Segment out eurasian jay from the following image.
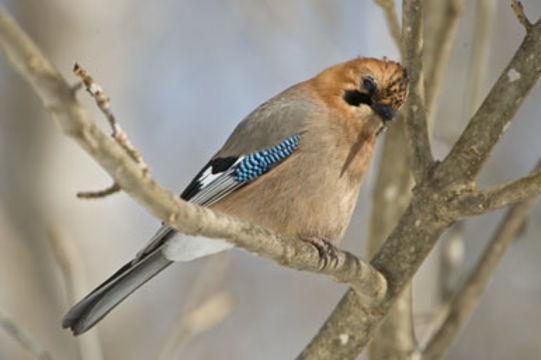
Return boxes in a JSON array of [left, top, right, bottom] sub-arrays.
[[63, 57, 408, 335]]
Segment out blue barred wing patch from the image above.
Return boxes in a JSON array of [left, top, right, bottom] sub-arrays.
[[181, 135, 301, 207], [235, 135, 300, 182]]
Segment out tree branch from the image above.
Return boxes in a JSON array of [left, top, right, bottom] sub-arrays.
[[401, 0, 434, 183], [0, 8, 386, 306], [420, 177, 539, 359], [436, 17, 541, 188], [511, 0, 533, 32], [2, 5, 540, 360], [298, 8, 541, 360], [449, 166, 541, 217]]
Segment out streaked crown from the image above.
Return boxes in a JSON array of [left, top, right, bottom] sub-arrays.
[[313, 57, 408, 121]]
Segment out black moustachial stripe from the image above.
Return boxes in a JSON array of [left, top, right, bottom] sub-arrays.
[[343, 90, 372, 107]]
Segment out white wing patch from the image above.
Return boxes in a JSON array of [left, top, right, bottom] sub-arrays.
[[163, 232, 233, 262], [153, 135, 301, 263]]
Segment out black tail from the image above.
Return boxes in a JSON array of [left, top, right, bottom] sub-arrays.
[[62, 249, 172, 335]]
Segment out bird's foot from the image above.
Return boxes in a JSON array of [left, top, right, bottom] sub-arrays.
[[303, 237, 339, 270]]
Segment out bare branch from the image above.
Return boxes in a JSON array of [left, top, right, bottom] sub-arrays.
[[401, 0, 434, 183], [73, 63, 149, 198], [420, 184, 539, 359], [424, 0, 464, 118], [76, 182, 120, 199], [2, 5, 540, 360], [73, 63, 148, 169], [374, 0, 401, 50], [511, 0, 532, 32], [48, 226, 104, 360], [450, 166, 541, 218], [298, 194, 453, 360], [299, 12, 541, 360], [0, 307, 52, 360], [436, 17, 541, 188], [0, 8, 386, 306]]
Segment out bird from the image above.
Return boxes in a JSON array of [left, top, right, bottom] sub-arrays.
[[62, 57, 408, 335]]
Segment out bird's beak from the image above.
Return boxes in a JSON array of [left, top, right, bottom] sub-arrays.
[[371, 102, 396, 121]]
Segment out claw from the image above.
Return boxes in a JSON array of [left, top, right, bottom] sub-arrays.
[[303, 237, 339, 270]]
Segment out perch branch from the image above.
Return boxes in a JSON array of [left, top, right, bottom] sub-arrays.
[[2, 5, 541, 360], [0, 8, 386, 305]]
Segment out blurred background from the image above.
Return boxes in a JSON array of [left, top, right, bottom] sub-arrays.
[[0, 0, 540, 359]]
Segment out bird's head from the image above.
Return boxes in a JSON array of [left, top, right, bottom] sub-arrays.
[[312, 57, 409, 123]]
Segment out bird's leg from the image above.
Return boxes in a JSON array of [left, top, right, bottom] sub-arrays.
[[302, 237, 339, 270]]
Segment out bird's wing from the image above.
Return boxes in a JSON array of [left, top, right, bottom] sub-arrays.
[[181, 134, 301, 206], [62, 90, 319, 335], [136, 133, 302, 260], [137, 90, 320, 259]]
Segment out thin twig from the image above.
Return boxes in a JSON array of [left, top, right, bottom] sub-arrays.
[[450, 168, 541, 218], [76, 182, 120, 199], [420, 162, 541, 359], [374, 0, 401, 51], [0, 307, 52, 360], [48, 225, 104, 360], [73, 63, 147, 168], [73, 63, 149, 198], [0, 8, 387, 306], [511, 0, 532, 32], [401, 0, 434, 183]]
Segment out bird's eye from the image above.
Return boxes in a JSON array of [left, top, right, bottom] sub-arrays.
[[362, 77, 376, 93]]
